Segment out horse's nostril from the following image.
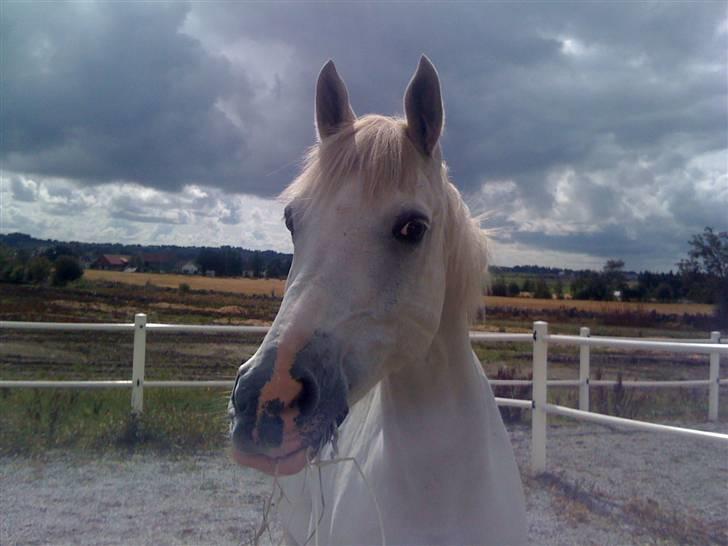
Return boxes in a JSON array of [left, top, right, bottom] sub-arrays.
[[294, 374, 320, 417], [232, 376, 253, 416]]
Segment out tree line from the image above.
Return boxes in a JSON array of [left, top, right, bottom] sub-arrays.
[[0, 245, 83, 286], [1, 228, 724, 318], [195, 247, 292, 278], [490, 228, 727, 320]]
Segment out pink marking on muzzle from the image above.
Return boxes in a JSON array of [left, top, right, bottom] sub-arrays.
[[253, 328, 309, 441]]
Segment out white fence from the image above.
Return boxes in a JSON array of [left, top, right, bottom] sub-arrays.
[[1, 315, 727, 473]]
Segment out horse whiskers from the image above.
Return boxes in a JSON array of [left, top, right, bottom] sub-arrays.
[[245, 463, 282, 546], [303, 420, 340, 461], [300, 453, 327, 546], [246, 442, 385, 546]]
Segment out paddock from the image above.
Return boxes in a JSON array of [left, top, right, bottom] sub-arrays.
[[2, 422, 726, 545], [1, 317, 726, 544]]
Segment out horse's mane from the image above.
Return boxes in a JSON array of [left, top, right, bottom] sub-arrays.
[[282, 114, 488, 322]]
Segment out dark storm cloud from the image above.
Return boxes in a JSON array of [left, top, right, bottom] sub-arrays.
[[1, 2, 253, 192], [2, 2, 726, 269]]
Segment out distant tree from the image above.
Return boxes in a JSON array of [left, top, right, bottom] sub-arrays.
[[280, 256, 293, 278], [130, 254, 144, 270], [0, 244, 14, 278], [197, 249, 223, 275], [52, 255, 83, 286], [491, 277, 508, 297], [265, 257, 293, 279], [554, 279, 564, 299], [521, 279, 533, 293], [603, 259, 627, 297], [533, 279, 552, 299], [571, 271, 610, 301], [27, 256, 52, 283], [43, 245, 76, 261], [266, 258, 284, 279], [220, 247, 243, 277], [196, 248, 242, 277], [250, 252, 264, 278], [507, 281, 521, 297], [677, 227, 728, 319], [679, 227, 728, 279], [14, 248, 30, 266], [655, 282, 673, 302], [0, 245, 28, 283], [604, 259, 625, 272]]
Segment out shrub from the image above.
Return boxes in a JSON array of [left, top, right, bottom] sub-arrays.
[[533, 279, 552, 299], [655, 282, 673, 302], [52, 255, 83, 286], [179, 282, 191, 294], [27, 256, 52, 283], [491, 278, 508, 297]]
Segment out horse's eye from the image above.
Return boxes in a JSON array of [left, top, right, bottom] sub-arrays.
[[284, 206, 294, 236], [393, 217, 428, 244]]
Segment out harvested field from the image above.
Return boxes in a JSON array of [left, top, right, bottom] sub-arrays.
[[484, 295, 713, 316], [83, 270, 714, 317], [84, 270, 286, 297]]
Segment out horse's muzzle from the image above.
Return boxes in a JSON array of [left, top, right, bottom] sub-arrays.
[[229, 332, 349, 475]]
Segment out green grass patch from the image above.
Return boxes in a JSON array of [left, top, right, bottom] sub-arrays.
[[0, 387, 230, 456]]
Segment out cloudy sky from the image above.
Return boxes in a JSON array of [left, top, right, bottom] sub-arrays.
[[1, 2, 726, 271]]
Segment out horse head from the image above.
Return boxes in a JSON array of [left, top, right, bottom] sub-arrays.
[[229, 56, 487, 475]]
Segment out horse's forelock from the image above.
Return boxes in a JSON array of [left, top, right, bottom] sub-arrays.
[[282, 115, 421, 202]]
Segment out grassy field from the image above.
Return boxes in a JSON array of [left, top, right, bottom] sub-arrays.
[[0, 277, 724, 455]]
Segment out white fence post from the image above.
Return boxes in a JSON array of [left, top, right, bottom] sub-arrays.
[[708, 331, 720, 421], [132, 313, 147, 415], [579, 327, 590, 412], [531, 321, 548, 474]]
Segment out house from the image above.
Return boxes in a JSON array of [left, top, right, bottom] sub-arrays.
[[139, 252, 177, 273], [91, 254, 130, 271], [180, 262, 199, 275]]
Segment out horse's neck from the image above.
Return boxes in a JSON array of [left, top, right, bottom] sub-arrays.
[[382, 311, 475, 422], [379, 311, 485, 476]]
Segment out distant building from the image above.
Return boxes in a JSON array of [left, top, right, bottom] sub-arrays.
[[180, 262, 199, 275], [139, 252, 176, 273], [91, 255, 130, 271]]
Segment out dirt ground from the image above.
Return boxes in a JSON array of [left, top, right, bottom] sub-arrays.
[[2, 422, 726, 546]]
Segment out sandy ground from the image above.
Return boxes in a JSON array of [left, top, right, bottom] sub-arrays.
[[1, 422, 726, 546]]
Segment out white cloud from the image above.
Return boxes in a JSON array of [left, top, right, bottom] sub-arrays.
[[1, 174, 292, 252]]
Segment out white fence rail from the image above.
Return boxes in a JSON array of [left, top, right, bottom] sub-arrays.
[[1, 315, 726, 472]]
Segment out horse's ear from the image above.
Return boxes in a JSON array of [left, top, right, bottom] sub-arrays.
[[316, 60, 356, 140], [404, 55, 444, 156]]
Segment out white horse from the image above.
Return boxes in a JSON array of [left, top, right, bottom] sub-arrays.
[[230, 56, 528, 545]]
